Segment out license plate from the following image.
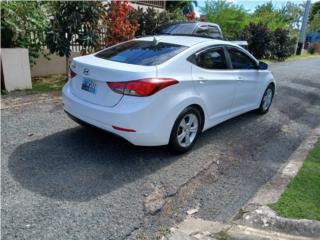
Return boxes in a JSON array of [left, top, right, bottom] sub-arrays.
[[81, 78, 96, 94]]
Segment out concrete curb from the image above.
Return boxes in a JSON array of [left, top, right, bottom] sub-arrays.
[[170, 127, 320, 240], [234, 126, 320, 238]]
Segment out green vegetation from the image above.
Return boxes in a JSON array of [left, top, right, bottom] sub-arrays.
[[270, 140, 320, 221], [287, 53, 320, 60], [308, 1, 320, 32], [1, 1, 48, 64], [155, 227, 171, 240], [30, 74, 66, 93], [46, 1, 105, 75], [1, 74, 65, 96], [201, 0, 248, 40]]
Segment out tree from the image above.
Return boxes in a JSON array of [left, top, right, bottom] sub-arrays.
[[104, 0, 138, 46], [166, 0, 197, 15], [1, 1, 48, 64], [278, 2, 304, 30], [46, 1, 105, 76], [308, 12, 320, 32], [308, 2, 320, 32], [201, 0, 248, 40], [309, 1, 320, 21], [252, 2, 287, 30]]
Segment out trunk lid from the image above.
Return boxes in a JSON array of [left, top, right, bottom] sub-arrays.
[[70, 54, 157, 107]]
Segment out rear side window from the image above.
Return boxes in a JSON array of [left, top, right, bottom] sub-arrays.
[[95, 41, 187, 66], [194, 26, 222, 39], [196, 48, 228, 70], [228, 48, 257, 70]]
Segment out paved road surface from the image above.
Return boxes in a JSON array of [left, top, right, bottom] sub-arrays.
[[2, 58, 320, 239]]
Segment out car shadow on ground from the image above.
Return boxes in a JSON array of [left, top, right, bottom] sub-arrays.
[[7, 111, 261, 202], [7, 78, 320, 203]]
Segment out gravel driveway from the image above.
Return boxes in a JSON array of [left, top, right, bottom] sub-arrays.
[[2, 57, 320, 240]]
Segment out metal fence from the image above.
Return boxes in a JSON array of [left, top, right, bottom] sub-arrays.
[[30, 26, 108, 53], [130, 0, 165, 9]]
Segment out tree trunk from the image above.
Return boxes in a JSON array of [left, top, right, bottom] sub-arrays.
[[66, 56, 69, 80]]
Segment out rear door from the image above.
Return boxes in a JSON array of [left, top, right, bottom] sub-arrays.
[[191, 46, 237, 124], [226, 47, 260, 113]]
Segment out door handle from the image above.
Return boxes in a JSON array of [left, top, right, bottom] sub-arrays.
[[199, 80, 208, 84], [238, 76, 244, 80], [197, 77, 208, 84]]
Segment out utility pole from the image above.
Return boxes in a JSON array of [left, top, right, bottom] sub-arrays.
[[296, 0, 311, 55]]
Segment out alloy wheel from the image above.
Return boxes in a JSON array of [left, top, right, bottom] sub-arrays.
[[176, 113, 199, 147]]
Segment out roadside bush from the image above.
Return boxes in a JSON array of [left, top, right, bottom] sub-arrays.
[[104, 0, 138, 46], [271, 28, 296, 61], [242, 23, 272, 59], [134, 7, 178, 37], [308, 41, 320, 54]]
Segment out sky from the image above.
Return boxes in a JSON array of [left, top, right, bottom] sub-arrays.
[[195, 0, 316, 15]]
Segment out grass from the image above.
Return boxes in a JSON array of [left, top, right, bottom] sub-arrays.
[[155, 227, 171, 240], [287, 53, 320, 60], [260, 53, 320, 63], [29, 74, 66, 93], [1, 74, 66, 96], [270, 140, 320, 221]]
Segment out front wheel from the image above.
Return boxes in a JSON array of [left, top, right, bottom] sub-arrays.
[[258, 84, 275, 114], [169, 107, 202, 153]]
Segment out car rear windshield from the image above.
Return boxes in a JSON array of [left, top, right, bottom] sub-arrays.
[[95, 40, 188, 66]]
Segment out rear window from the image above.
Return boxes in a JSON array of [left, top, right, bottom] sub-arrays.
[[95, 40, 188, 66]]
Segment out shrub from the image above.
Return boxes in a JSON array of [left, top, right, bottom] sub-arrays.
[[185, 11, 196, 21], [104, 0, 138, 46], [271, 28, 296, 61], [134, 7, 174, 37], [308, 41, 320, 54], [242, 23, 272, 59]]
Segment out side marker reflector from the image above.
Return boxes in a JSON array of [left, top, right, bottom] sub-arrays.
[[112, 125, 136, 132]]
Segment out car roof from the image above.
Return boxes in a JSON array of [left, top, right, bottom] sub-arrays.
[[136, 35, 231, 47], [168, 21, 220, 27]]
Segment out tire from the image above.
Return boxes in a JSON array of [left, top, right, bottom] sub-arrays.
[[258, 84, 275, 114], [169, 107, 202, 153]]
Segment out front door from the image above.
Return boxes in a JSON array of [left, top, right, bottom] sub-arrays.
[[226, 47, 261, 113], [191, 47, 237, 125]]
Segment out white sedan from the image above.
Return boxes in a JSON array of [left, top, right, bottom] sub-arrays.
[[63, 36, 275, 153]]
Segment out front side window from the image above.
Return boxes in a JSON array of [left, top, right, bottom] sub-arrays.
[[228, 48, 257, 70], [196, 48, 228, 70], [95, 41, 188, 66]]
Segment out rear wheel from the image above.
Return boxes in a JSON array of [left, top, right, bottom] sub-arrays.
[[169, 107, 202, 153], [258, 84, 274, 114]]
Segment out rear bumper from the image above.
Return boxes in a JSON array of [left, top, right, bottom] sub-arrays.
[[62, 82, 171, 146]]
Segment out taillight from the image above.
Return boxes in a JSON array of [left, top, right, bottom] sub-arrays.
[[107, 78, 178, 97], [68, 67, 77, 78]]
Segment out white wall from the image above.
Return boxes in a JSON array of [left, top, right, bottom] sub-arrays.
[[31, 52, 81, 77]]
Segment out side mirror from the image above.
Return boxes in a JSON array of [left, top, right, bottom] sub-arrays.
[[258, 61, 268, 70]]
